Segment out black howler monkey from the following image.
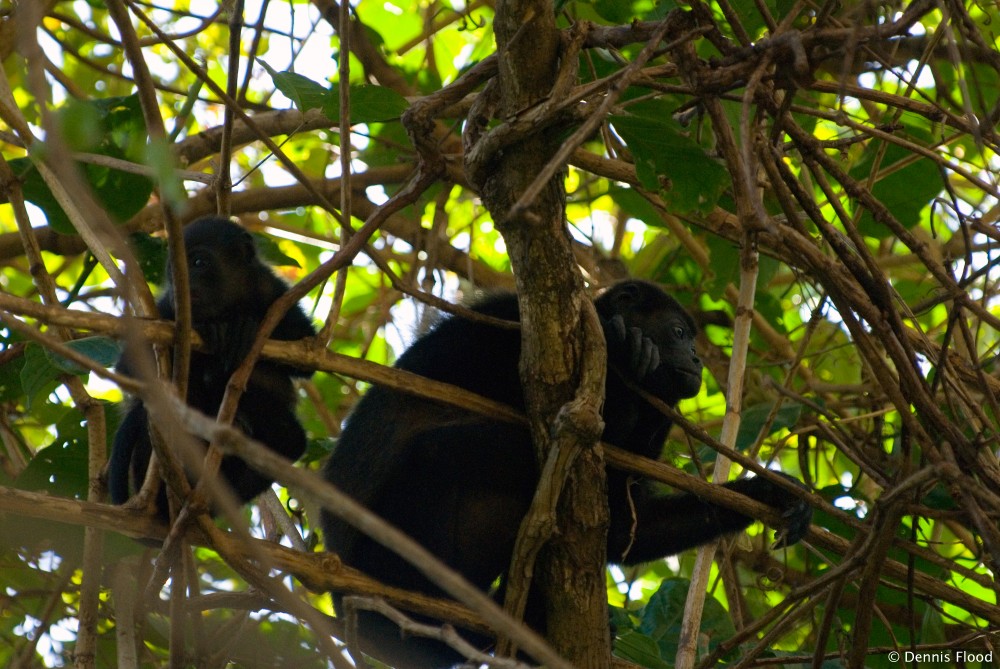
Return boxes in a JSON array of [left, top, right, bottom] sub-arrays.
[[321, 280, 811, 669], [107, 216, 316, 522]]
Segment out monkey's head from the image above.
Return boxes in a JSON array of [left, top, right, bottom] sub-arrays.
[[596, 280, 703, 403], [165, 217, 268, 322]]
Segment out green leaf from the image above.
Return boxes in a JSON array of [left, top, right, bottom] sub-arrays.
[[572, 0, 675, 22], [0, 351, 25, 402], [2, 408, 97, 560], [21, 344, 63, 407], [592, 0, 636, 23], [734, 401, 803, 451], [805, 321, 862, 386], [10, 152, 154, 233], [639, 578, 736, 660], [260, 61, 330, 113], [59, 98, 104, 151], [10, 95, 154, 232], [21, 338, 122, 404], [849, 116, 940, 238], [920, 606, 947, 645], [610, 115, 729, 214], [83, 157, 155, 226], [726, 0, 775, 39], [260, 61, 409, 123], [49, 337, 123, 374], [15, 409, 90, 498], [10, 156, 73, 233], [607, 185, 665, 227], [128, 231, 169, 285], [324, 83, 410, 123], [921, 483, 957, 511], [253, 232, 301, 268], [613, 631, 671, 669], [704, 234, 740, 298], [146, 137, 185, 211]]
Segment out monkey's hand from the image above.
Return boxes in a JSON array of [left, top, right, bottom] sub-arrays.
[[604, 314, 660, 381], [768, 472, 812, 548], [198, 317, 262, 373]]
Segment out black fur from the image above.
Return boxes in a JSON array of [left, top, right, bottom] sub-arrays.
[[107, 216, 316, 521], [320, 280, 810, 669]]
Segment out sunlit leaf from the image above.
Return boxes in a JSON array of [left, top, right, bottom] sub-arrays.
[[610, 115, 729, 214]]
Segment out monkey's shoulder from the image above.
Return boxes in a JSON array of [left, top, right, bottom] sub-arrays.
[[395, 294, 519, 371], [379, 293, 522, 404]]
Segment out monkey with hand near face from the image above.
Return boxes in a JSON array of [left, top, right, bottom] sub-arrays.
[[107, 216, 316, 522], [322, 280, 812, 669]]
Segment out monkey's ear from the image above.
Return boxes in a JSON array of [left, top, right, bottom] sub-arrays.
[[611, 281, 642, 306], [236, 229, 258, 261]]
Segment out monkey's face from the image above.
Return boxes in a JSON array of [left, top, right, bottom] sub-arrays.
[[168, 217, 260, 323], [597, 280, 703, 403], [638, 306, 702, 401], [182, 245, 251, 322]]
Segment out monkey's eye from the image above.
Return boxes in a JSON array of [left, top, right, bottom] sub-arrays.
[[191, 255, 209, 269], [673, 326, 685, 339]]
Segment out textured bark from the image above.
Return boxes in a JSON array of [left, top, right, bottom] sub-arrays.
[[475, 0, 612, 667]]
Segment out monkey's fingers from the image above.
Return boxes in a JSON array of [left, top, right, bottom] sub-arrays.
[[635, 339, 660, 380], [608, 314, 627, 342], [646, 343, 661, 376], [772, 499, 812, 548], [625, 327, 661, 380], [627, 327, 645, 371]]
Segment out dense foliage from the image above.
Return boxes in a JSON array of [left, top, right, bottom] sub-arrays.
[[0, 0, 998, 667]]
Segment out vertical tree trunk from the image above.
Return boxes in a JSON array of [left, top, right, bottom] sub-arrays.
[[476, 1, 612, 667]]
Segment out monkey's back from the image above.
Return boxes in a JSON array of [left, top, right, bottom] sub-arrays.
[[320, 293, 529, 570]]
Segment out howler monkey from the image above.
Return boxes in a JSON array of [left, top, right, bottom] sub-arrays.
[[321, 280, 811, 669], [107, 216, 316, 522]]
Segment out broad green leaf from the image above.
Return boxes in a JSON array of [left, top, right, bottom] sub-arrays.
[[849, 116, 940, 237], [260, 62, 330, 112], [613, 631, 671, 669], [608, 185, 662, 225], [10, 95, 154, 232], [921, 606, 947, 645], [639, 578, 736, 660], [128, 231, 168, 285], [734, 401, 803, 451], [610, 115, 729, 214], [15, 409, 90, 498], [260, 61, 409, 123], [0, 346, 25, 402], [253, 232, 302, 268], [146, 137, 185, 211], [322, 84, 410, 123], [726, 0, 776, 39], [21, 338, 122, 404]]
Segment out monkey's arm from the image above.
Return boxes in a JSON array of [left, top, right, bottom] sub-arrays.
[[219, 391, 308, 502], [609, 476, 812, 565], [195, 304, 314, 378], [107, 402, 152, 505], [272, 302, 315, 342], [269, 305, 316, 378]]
